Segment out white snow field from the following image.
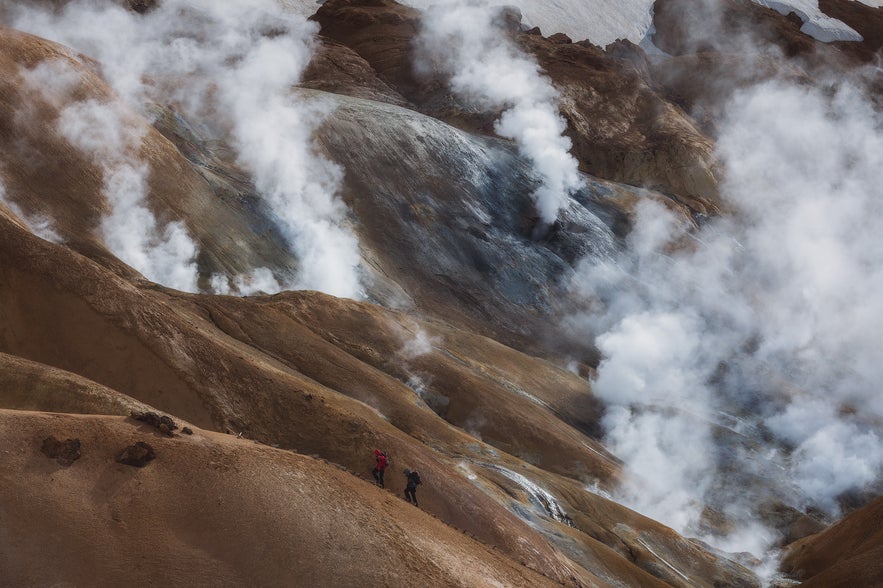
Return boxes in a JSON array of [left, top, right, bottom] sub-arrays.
[[402, 0, 657, 46], [283, 0, 658, 46], [286, 0, 871, 48]]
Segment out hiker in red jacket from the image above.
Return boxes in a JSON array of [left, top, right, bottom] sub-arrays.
[[372, 449, 388, 488]]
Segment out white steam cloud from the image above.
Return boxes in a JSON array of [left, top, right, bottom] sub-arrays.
[[62, 96, 200, 292], [19, 59, 199, 291], [209, 268, 281, 297], [397, 326, 439, 361], [416, 2, 582, 225], [0, 171, 62, 244], [569, 78, 883, 556], [7, 0, 362, 298]]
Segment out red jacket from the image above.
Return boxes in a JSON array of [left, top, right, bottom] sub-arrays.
[[374, 450, 388, 471]]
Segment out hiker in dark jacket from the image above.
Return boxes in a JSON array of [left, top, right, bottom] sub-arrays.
[[404, 468, 421, 507], [372, 449, 388, 488]]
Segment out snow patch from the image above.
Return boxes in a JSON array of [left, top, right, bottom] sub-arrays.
[[752, 0, 863, 42]]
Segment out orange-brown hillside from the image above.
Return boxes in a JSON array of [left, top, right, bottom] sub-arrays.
[[781, 495, 883, 587], [0, 409, 562, 587]]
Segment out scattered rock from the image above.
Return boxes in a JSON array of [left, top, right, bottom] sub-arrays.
[[117, 442, 156, 467], [182, 427, 193, 435], [131, 411, 178, 437], [41, 436, 81, 466]]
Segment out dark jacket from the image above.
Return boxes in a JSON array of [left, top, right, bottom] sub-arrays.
[[406, 471, 421, 489]]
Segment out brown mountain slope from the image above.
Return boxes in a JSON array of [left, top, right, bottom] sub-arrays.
[[1, 19, 634, 358], [0, 409, 563, 588], [0, 201, 758, 586], [311, 0, 721, 213], [0, 214, 588, 584], [652, 0, 882, 67], [648, 0, 880, 140], [781, 495, 883, 587], [0, 352, 157, 416], [0, 25, 299, 285], [820, 0, 883, 62], [0, 4, 772, 585], [653, 0, 820, 58]]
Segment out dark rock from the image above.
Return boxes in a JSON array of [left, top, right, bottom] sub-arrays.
[[182, 427, 193, 435], [498, 6, 523, 33], [41, 436, 81, 466], [127, 0, 157, 14], [131, 411, 178, 436], [548, 33, 572, 45], [605, 39, 652, 83], [117, 442, 156, 467]]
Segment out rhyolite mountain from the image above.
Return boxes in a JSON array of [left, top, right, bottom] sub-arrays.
[[1, 0, 882, 586]]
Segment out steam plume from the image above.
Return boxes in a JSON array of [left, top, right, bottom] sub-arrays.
[[8, 0, 363, 298], [0, 171, 62, 243], [17, 57, 200, 291], [60, 95, 200, 292], [416, 1, 582, 225], [569, 77, 883, 560]]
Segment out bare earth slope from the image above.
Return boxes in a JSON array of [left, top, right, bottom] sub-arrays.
[[781, 495, 883, 587], [0, 200, 759, 587], [0, 409, 561, 588]]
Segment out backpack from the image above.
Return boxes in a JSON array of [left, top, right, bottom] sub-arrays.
[[409, 471, 421, 486]]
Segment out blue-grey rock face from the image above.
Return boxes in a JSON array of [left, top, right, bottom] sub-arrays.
[[156, 87, 635, 347], [310, 90, 627, 342]]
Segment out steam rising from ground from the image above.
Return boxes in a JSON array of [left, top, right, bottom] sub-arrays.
[[0, 172, 61, 244], [570, 78, 883, 557], [16, 58, 199, 291], [8, 0, 362, 297], [63, 96, 200, 292], [416, 2, 582, 225]]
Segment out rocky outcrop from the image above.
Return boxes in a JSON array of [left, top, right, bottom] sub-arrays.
[[116, 440, 156, 467], [40, 436, 81, 466]]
